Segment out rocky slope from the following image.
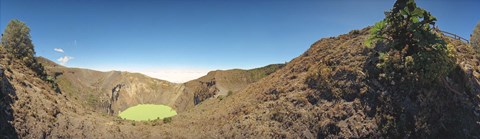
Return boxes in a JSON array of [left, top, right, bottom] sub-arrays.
[[1, 27, 479, 138], [149, 28, 480, 138], [37, 57, 284, 114], [184, 64, 284, 105], [0, 45, 143, 138], [38, 57, 187, 113]]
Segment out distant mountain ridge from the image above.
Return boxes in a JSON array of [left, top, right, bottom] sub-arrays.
[[37, 57, 285, 114], [38, 57, 187, 113], [184, 64, 285, 105]]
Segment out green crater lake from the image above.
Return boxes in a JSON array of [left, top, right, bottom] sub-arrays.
[[118, 104, 177, 121]]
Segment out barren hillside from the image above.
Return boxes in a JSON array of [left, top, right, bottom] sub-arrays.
[[1, 44, 145, 138], [184, 64, 285, 105], [147, 28, 480, 138], [37, 57, 284, 114], [1, 27, 479, 139], [38, 57, 188, 113]]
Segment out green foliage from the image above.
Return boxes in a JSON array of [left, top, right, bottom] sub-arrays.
[[1, 19, 61, 93], [471, 22, 480, 53], [1, 19, 35, 66], [349, 29, 361, 35], [367, 0, 456, 85], [46, 75, 61, 93], [249, 64, 285, 81], [163, 117, 172, 124], [366, 21, 386, 48]]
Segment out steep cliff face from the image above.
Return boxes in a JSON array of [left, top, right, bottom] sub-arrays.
[[107, 84, 123, 115], [38, 57, 190, 113]]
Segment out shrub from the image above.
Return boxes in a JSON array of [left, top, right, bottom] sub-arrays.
[[471, 22, 480, 53], [1, 19, 61, 93], [349, 30, 361, 35], [163, 117, 172, 124], [1, 20, 35, 66], [217, 95, 225, 101], [45, 75, 60, 92], [366, 0, 456, 85]]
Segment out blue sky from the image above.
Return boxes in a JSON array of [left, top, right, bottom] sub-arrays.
[[1, 0, 479, 82]]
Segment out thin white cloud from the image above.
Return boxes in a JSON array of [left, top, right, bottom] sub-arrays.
[[54, 48, 64, 53], [57, 56, 74, 65]]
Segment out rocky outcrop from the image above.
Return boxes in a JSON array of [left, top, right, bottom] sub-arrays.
[[37, 58, 189, 113], [184, 74, 219, 105], [107, 84, 124, 115]]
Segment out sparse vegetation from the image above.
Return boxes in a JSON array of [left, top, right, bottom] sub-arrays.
[[218, 90, 233, 101], [186, 63, 285, 105], [349, 29, 360, 35], [1, 19, 61, 93], [305, 64, 334, 99], [249, 64, 285, 81], [472, 22, 480, 53], [217, 95, 225, 101], [86, 94, 97, 107], [1, 20, 36, 66], [366, 0, 456, 85], [163, 117, 172, 124], [147, 117, 164, 126]]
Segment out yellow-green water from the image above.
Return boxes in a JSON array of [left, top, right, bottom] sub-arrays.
[[118, 104, 177, 121]]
